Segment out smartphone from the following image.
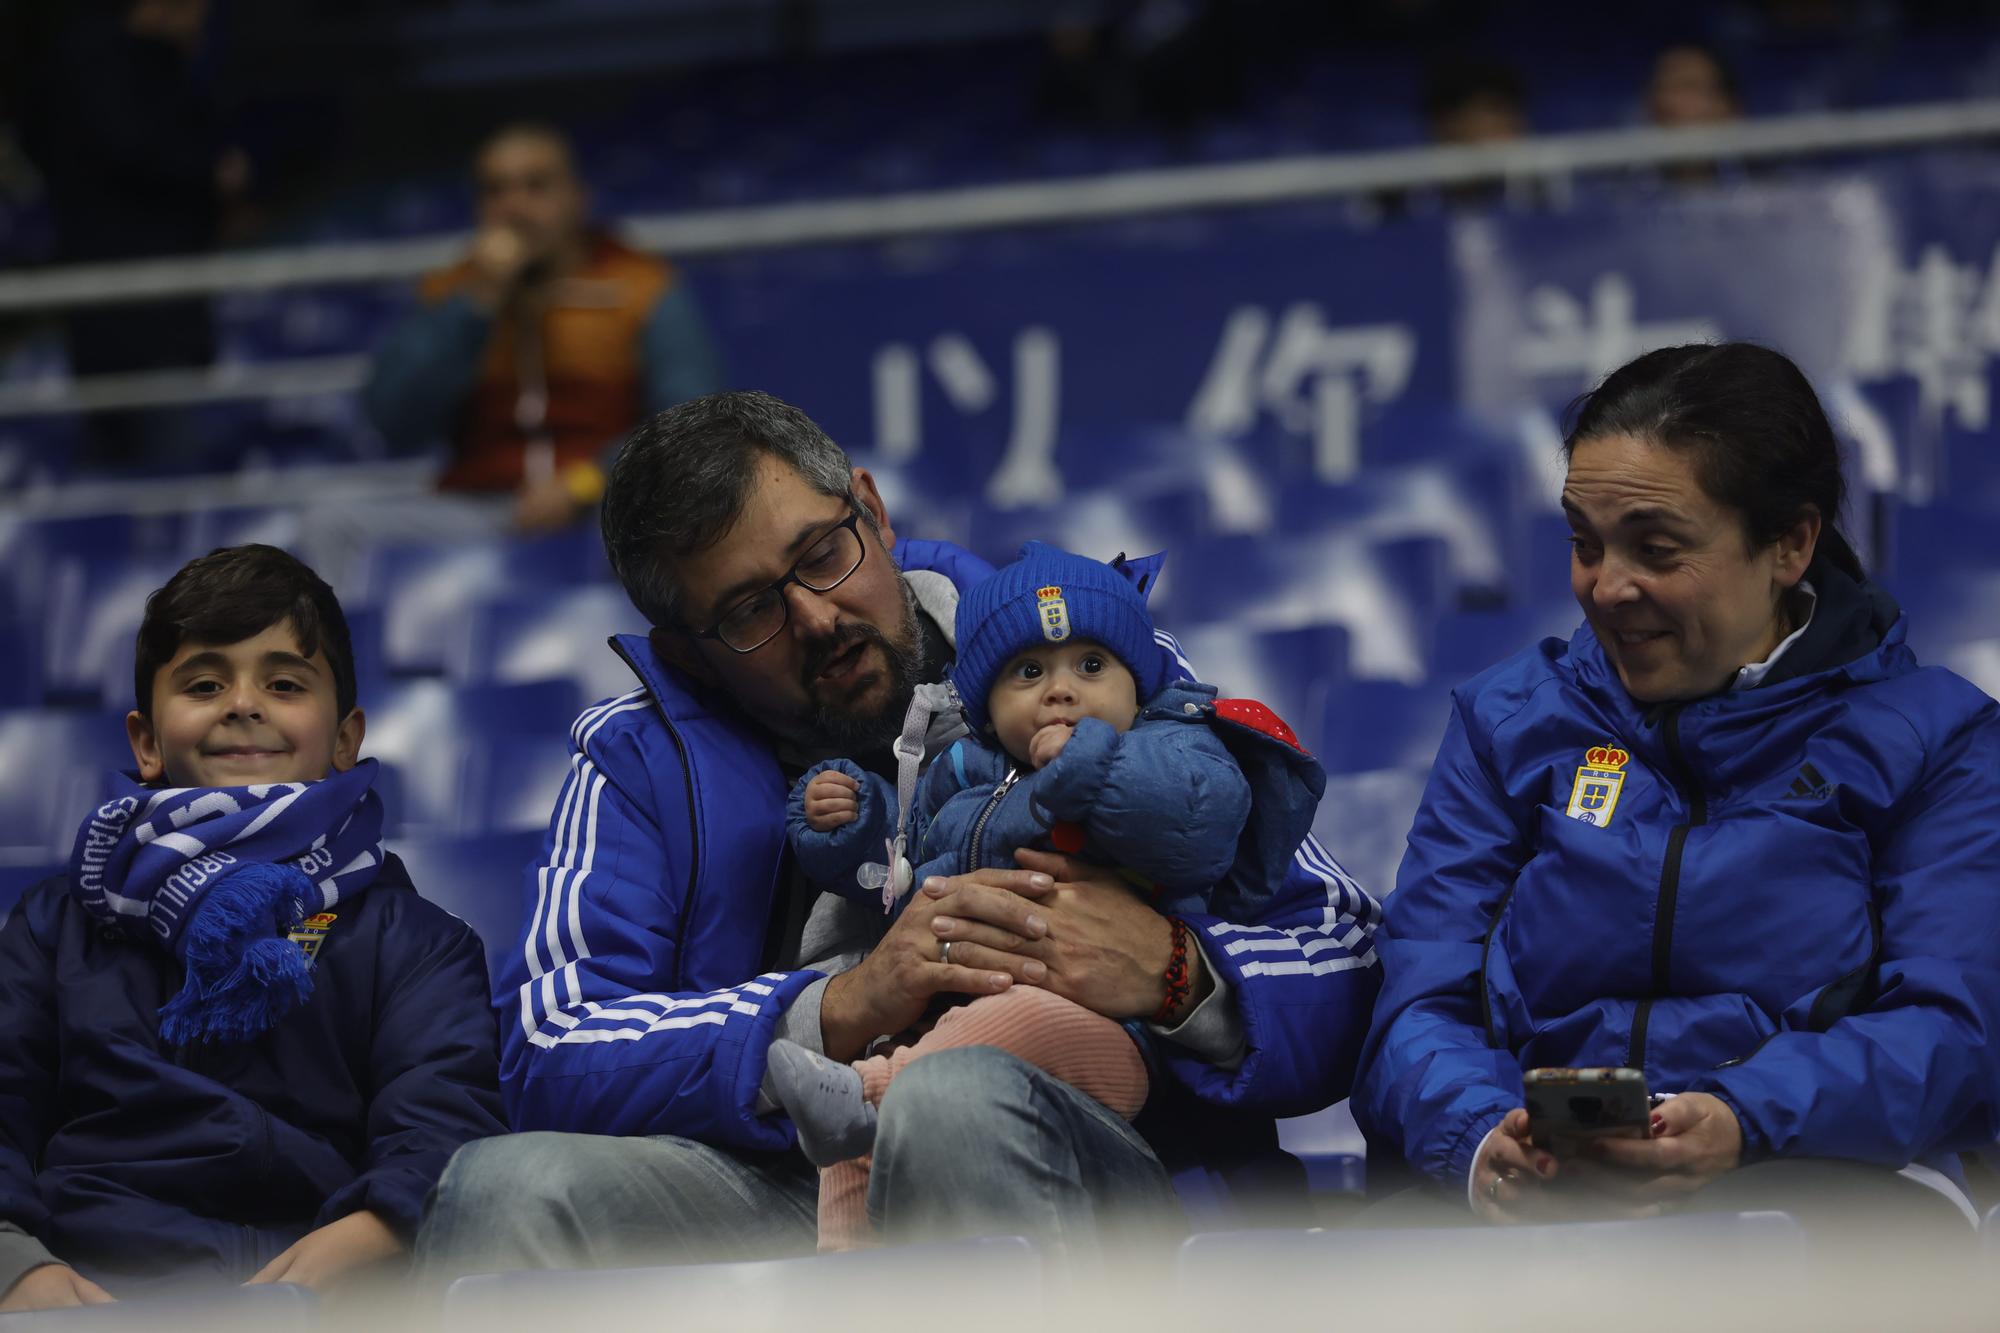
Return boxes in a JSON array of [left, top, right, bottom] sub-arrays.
[[1523, 1067, 1653, 1154]]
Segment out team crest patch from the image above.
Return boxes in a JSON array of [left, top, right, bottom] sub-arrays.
[[1036, 585, 1071, 642], [1564, 746, 1629, 827], [288, 911, 338, 962]]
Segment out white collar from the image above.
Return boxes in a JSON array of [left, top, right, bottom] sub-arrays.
[[1732, 580, 1818, 691]]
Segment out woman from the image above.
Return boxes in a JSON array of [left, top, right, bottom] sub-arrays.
[[1355, 343, 2000, 1232]]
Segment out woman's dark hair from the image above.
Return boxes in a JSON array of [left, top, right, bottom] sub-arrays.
[[1561, 342, 1864, 581], [134, 544, 358, 719]]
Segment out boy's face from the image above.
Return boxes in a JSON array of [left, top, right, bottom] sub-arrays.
[[126, 621, 364, 788], [987, 639, 1139, 769]]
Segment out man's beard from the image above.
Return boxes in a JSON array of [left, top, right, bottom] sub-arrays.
[[787, 575, 928, 756]]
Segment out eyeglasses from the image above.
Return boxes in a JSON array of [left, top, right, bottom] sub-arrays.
[[692, 507, 869, 653]]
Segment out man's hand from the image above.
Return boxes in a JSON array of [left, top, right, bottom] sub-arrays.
[[1564, 1092, 1743, 1202], [929, 849, 1210, 1022], [244, 1210, 404, 1291], [1469, 1109, 1566, 1225], [466, 224, 532, 311], [1027, 722, 1072, 770], [818, 868, 1051, 1061], [0, 1265, 113, 1313], [803, 770, 861, 831], [514, 473, 582, 533]]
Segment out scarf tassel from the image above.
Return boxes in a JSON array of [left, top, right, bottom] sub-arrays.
[[158, 862, 318, 1046]]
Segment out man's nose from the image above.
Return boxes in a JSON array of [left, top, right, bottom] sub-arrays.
[[784, 580, 840, 639]]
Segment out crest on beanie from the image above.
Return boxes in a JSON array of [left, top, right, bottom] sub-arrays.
[[1037, 585, 1071, 642]]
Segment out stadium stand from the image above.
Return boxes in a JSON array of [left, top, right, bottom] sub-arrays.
[[5, 3, 2000, 1310]]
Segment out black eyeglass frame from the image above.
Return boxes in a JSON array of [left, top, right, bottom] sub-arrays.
[[689, 504, 869, 654]]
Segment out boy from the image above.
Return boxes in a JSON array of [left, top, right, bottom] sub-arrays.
[[770, 541, 1325, 1247], [0, 544, 504, 1309]]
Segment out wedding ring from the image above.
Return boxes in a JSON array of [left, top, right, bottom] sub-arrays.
[[940, 940, 953, 966]]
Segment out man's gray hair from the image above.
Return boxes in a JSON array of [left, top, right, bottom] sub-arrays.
[[601, 390, 856, 628]]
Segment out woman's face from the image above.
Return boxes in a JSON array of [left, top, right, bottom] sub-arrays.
[[1563, 433, 1814, 704]]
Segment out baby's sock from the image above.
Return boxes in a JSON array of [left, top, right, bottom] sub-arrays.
[[763, 1039, 878, 1167]]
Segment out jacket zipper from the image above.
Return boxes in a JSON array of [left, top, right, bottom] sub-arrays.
[[1629, 704, 1707, 1070], [967, 769, 1020, 872]]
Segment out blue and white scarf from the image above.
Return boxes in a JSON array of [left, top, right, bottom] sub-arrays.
[[68, 759, 387, 1045]]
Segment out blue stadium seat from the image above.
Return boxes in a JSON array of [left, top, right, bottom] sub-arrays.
[[441, 1235, 1040, 1333], [365, 680, 582, 835], [1318, 679, 1454, 776], [459, 585, 645, 701], [1427, 604, 1579, 690], [391, 829, 545, 979], [1276, 1100, 1367, 1196], [0, 709, 134, 863], [466, 736, 577, 836], [354, 529, 611, 677], [967, 487, 1214, 576], [1310, 767, 1430, 903], [40, 555, 185, 706]]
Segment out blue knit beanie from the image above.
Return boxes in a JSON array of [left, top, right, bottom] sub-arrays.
[[951, 542, 1172, 732]]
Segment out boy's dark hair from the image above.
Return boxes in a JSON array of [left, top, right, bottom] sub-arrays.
[[133, 545, 358, 720]]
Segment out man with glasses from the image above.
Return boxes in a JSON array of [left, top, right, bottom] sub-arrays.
[[419, 391, 1382, 1273]]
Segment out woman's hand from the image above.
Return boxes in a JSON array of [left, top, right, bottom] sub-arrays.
[[243, 1210, 404, 1290], [1469, 1109, 1562, 1224], [1566, 1091, 1743, 1201], [0, 1264, 113, 1313]]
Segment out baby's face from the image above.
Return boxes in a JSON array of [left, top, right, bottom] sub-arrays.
[[986, 639, 1139, 769]]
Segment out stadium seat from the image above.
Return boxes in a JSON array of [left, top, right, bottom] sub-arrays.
[[1309, 767, 1429, 903], [1318, 679, 1455, 776], [1276, 1100, 1368, 1196], [0, 709, 134, 863], [364, 679, 582, 835], [459, 585, 645, 701], [354, 529, 611, 676], [441, 1235, 1040, 1333], [1427, 604, 1578, 690], [40, 555, 185, 706], [391, 829, 545, 977]]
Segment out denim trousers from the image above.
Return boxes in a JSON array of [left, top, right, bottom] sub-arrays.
[[418, 1047, 1182, 1278]]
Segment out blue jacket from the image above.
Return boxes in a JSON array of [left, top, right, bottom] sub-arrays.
[[1355, 570, 2000, 1194], [498, 539, 1382, 1176], [789, 681, 1326, 929], [0, 856, 505, 1291]]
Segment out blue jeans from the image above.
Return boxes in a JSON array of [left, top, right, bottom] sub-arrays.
[[420, 1048, 1179, 1277]]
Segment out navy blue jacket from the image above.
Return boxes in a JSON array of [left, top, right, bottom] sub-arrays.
[[1356, 568, 2000, 1194], [0, 856, 505, 1291]]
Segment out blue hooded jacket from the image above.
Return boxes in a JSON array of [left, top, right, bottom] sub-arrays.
[[498, 539, 1382, 1185], [1355, 564, 2000, 1195]]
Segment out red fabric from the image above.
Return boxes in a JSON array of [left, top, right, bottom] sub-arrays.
[[1213, 697, 1307, 752]]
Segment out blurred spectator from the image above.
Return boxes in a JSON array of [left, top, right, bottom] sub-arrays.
[[1422, 58, 1528, 145], [363, 123, 721, 534], [1647, 41, 1741, 127], [16, 0, 245, 467]]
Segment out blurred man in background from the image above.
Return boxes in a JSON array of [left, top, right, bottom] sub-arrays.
[[1647, 42, 1741, 128], [363, 123, 721, 534]]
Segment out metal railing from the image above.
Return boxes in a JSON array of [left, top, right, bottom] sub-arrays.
[[1, 96, 1997, 423]]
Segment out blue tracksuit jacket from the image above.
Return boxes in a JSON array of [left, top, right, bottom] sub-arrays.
[[0, 856, 505, 1291], [497, 539, 1382, 1176], [788, 681, 1325, 929], [1355, 569, 2000, 1194]]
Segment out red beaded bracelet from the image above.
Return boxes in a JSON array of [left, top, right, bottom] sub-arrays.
[[1151, 917, 1192, 1025]]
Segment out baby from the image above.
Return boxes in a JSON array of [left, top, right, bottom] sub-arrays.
[[765, 541, 1325, 1249]]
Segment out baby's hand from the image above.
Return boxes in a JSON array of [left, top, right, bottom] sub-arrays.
[[804, 770, 861, 831], [1028, 722, 1073, 770]]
